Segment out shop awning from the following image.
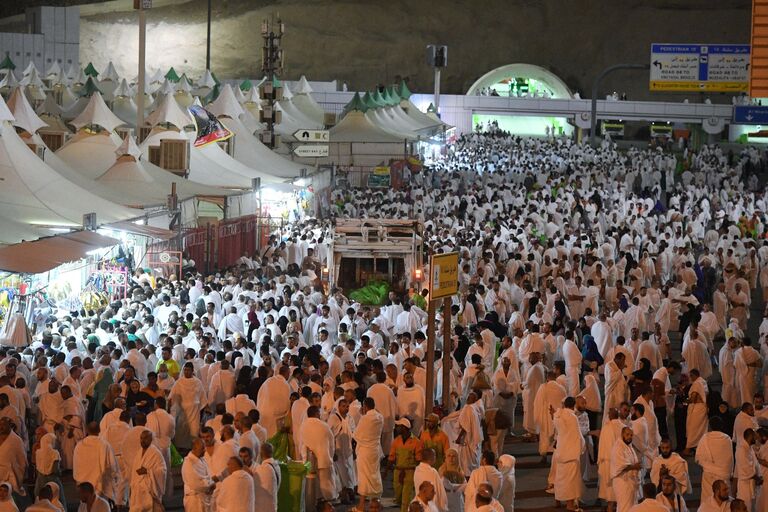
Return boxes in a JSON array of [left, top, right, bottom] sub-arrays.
[[105, 221, 175, 240], [0, 230, 120, 274]]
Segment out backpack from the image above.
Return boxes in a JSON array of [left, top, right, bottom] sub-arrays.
[[472, 369, 492, 390]]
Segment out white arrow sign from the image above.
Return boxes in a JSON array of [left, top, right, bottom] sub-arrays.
[[293, 144, 329, 158], [293, 129, 329, 142]]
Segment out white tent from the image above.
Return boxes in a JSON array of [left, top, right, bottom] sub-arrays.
[[0, 71, 19, 90], [207, 84, 245, 119], [51, 131, 228, 206], [225, 115, 308, 180], [0, 116, 140, 227], [146, 93, 192, 130], [0, 215, 45, 246], [71, 92, 126, 132], [330, 110, 411, 143], [7, 87, 48, 135], [290, 76, 326, 125], [37, 92, 63, 117]]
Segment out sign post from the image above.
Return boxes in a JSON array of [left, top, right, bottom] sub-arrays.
[[424, 252, 458, 416], [293, 145, 329, 158], [293, 129, 330, 142], [649, 43, 750, 92]]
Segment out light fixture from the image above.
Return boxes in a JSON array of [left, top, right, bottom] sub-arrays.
[[414, 268, 423, 281]]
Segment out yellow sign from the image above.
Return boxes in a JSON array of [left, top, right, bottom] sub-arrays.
[[429, 252, 459, 300], [373, 166, 390, 175], [649, 80, 748, 92]]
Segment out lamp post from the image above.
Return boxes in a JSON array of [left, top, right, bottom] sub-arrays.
[[206, 0, 212, 71], [589, 63, 650, 146], [134, 0, 150, 136]]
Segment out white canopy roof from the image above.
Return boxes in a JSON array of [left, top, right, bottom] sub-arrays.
[[0, 71, 19, 89], [226, 115, 308, 180], [37, 92, 63, 116], [113, 78, 133, 98], [207, 84, 245, 119], [45, 61, 62, 80], [7, 87, 48, 134], [293, 75, 313, 95], [22, 61, 39, 76], [71, 92, 126, 132], [50, 130, 228, 206], [0, 94, 14, 122], [102, 61, 120, 82], [0, 214, 45, 246], [0, 119, 140, 227], [330, 110, 410, 143], [146, 94, 192, 130], [112, 96, 138, 127], [115, 134, 142, 160], [291, 92, 325, 125], [198, 69, 216, 89]]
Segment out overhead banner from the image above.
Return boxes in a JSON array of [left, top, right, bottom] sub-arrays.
[[649, 43, 750, 92], [188, 105, 233, 148]]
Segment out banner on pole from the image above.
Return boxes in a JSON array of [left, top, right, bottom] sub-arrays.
[[429, 252, 458, 300], [189, 105, 233, 148]]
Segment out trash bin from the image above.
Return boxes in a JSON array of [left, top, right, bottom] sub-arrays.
[[277, 460, 311, 512]]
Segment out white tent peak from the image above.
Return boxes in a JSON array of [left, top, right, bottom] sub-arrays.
[[282, 85, 294, 100], [115, 134, 142, 160], [207, 84, 245, 119], [157, 79, 175, 96], [294, 75, 313, 95], [74, 68, 87, 85], [149, 68, 164, 83], [198, 69, 216, 89], [20, 68, 46, 88], [176, 78, 192, 93], [7, 87, 48, 134], [233, 86, 246, 103], [0, 70, 19, 89], [37, 92, 63, 116], [23, 61, 40, 76], [45, 61, 62, 79], [65, 63, 79, 80], [114, 78, 133, 98], [71, 92, 126, 132], [145, 93, 192, 130], [0, 94, 16, 123], [102, 61, 120, 82], [243, 86, 261, 104]]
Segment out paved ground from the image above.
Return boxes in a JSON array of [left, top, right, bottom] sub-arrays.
[[40, 292, 763, 511]]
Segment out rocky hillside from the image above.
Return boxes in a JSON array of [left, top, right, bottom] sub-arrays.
[[5, 0, 754, 100]]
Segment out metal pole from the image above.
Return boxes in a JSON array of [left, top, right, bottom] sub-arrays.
[[589, 63, 650, 146], [256, 186, 262, 251], [425, 299, 437, 416], [441, 297, 452, 410], [433, 67, 441, 114], [206, 0, 212, 71], [136, 5, 146, 134]]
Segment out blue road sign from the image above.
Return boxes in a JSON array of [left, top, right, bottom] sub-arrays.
[[733, 106, 768, 125]]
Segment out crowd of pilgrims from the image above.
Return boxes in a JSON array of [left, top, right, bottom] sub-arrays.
[[0, 133, 768, 512]]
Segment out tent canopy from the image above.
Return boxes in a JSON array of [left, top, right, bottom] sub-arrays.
[[0, 230, 119, 274]]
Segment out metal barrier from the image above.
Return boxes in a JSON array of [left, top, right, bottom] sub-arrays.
[[147, 216, 285, 274]]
